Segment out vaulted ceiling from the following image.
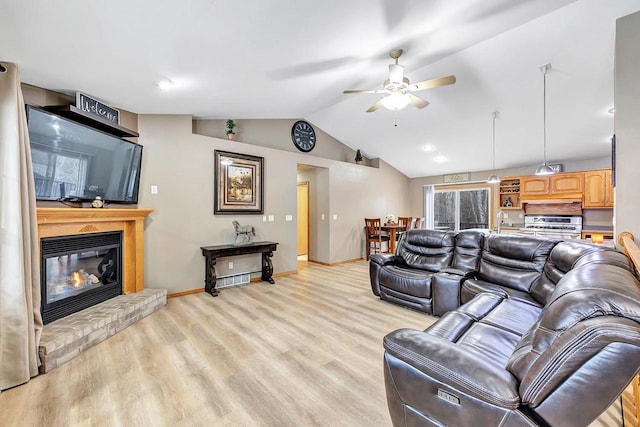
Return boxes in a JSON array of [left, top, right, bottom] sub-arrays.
[[2, 0, 639, 177]]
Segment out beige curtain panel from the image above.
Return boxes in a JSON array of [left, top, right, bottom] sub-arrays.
[[0, 61, 42, 391]]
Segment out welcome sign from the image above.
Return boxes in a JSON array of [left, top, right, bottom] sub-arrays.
[[76, 92, 120, 124]]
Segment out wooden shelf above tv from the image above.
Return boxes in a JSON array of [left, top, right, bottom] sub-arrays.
[[44, 104, 139, 138]]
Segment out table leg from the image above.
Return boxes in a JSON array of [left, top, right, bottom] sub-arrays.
[[390, 231, 397, 254], [204, 256, 219, 297], [262, 251, 275, 284]]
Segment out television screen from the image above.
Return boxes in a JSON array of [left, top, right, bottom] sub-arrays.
[[26, 105, 143, 204]]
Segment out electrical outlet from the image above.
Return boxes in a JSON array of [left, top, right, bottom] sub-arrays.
[[519, 213, 524, 219], [321, 214, 325, 220], [332, 214, 338, 220], [503, 213, 509, 219], [228, 261, 233, 269]]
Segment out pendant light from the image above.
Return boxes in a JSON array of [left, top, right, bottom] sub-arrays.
[[487, 111, 501, 183], [534, 63, 555, 176]]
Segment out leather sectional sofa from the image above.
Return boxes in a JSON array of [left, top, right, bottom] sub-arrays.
[[370, 229, 640, 426]]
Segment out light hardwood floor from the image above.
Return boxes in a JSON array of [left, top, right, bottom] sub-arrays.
[[0, 260, 622, 426]]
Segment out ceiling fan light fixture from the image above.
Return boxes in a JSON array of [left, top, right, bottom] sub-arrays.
[[388, 64, 404, 85], [381, 92, 410, 110]]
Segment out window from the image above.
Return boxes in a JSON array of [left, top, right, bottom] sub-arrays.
[[433, 186, 490, 231]]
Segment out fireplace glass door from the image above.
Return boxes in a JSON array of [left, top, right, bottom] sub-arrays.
[[41, 231, 122, 324]]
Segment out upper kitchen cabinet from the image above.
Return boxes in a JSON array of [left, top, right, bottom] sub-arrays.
[[521, 176, 550, 196], [584, 169, 614, 208], [521, 172, 584, 198], [498, 177, 521, 209], [549, 172, 584, 195]]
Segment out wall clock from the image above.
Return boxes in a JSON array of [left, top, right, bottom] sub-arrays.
[[291, 120, 316, 152]]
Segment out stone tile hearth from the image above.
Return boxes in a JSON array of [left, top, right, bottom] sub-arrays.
[[38, 288, 167, 373]]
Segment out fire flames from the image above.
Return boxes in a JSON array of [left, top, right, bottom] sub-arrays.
[[72, 271, 82, 287]]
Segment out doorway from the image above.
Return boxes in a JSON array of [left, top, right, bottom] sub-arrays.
[[297, 181, 309, 259]]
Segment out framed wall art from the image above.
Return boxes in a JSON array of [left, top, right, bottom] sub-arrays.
[[214, 150, 264, 214]]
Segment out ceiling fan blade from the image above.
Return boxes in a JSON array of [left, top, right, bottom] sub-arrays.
[[408, 75, 456, 91], [343, 89, 386, 94], [366, 99, 384, 113], [408, 94, 429, 109]]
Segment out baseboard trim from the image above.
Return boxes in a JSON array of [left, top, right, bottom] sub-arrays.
[[308, 258, 364, 266], [168, 288, 203, 298]]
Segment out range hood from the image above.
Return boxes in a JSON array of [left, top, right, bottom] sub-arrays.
[[521, 195, 582, 215]]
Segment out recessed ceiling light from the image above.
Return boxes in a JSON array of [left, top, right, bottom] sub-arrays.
[[422, 144, 436, 152], [156, 79, 174, 90], [433, 155, 448, 163]]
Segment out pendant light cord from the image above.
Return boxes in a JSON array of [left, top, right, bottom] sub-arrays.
[[492, 112, 497, 171], [542, 66, 547, 166]]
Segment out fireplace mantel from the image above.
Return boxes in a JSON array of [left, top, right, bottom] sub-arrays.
[[37, 208, 153, 294]]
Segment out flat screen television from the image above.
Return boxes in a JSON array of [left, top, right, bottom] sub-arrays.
[[26, 105, 143, 204]]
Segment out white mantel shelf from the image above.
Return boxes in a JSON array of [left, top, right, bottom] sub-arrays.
[[36, 207, 153, 294]]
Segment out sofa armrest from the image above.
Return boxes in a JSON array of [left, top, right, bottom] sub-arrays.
[[370, 253, 401, 266], [383, 328, 520, 409], [432, 272, 464, 315], [440, 266, 476, 277]]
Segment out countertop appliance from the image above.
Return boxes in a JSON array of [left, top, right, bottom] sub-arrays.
[[521, 215, 582, 239]]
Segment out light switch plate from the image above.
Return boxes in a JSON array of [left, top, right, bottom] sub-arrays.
[[268, 215, 275, 222], [321, 214, 325, 220], [263, 216, 267, 222], [285, 215, 293, 221], [151, 185, 158, 194], [332, 214, 338, 220]]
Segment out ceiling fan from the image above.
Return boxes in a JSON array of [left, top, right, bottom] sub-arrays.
[[343, 49, 456, 113]]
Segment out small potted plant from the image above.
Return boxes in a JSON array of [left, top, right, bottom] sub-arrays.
[[355, 149, 363, 165], [225, 119, 237, 140]]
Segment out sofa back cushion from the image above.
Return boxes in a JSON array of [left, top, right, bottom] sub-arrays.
[[396, 229, 457, 272], [451, 230, 486, 272], [507, 263, 640, 406], [477, 234, 557, 293], [530, 240, 634, 305]]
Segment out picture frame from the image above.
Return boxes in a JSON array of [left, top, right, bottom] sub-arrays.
[[214, 150, 264, 214]]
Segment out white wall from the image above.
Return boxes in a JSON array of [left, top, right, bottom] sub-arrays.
[[138, 115, 410, 294], [615, 10, 640, 243]]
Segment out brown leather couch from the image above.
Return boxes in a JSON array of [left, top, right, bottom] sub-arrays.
[[380, 233, 640, 426], [369, 229, 485, 315]]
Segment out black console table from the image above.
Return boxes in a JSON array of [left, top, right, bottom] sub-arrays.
[[200, 241, 278, 297]]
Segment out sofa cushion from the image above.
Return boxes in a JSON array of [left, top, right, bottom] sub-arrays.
[[451, 230, 486, 272], [396, 229, 456, 272], [529, 240, 633, 305], [378, 265, 436, 298], [477, 234, 558, 293], [461, 278, 542, 307]]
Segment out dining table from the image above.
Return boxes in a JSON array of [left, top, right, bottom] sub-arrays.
[[381, 223, 407, 253]]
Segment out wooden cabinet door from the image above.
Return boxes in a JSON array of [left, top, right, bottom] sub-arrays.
[[521, 176, 550, 196], [583, 169, 614, 208], [604, 169, 614, 207], [584, 170, 606, 207], [550, 172, 584, 195]]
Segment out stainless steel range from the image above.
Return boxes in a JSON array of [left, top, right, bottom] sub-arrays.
[[521, 215, 582, 239]]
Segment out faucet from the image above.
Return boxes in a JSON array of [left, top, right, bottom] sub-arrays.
[[496, 210, 505, 234]]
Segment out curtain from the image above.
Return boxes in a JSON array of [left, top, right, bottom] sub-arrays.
[[423, 185, 435, 229], [0, 62, 42, 391]]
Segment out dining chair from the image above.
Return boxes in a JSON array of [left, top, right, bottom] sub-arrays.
[[411, 217, 425, 229], [396, 216, 412, 241], [364, 218, 390, 260]]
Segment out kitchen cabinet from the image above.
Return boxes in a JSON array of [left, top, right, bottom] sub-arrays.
[[521, 176, 550, 196], [584, 169, 613, 208], [521, 172, 584, 198], [498, 177, 521, 209], [550, 172, 583, 195]]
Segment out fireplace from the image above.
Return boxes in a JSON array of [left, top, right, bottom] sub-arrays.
[[41, 231, 122, 324]]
